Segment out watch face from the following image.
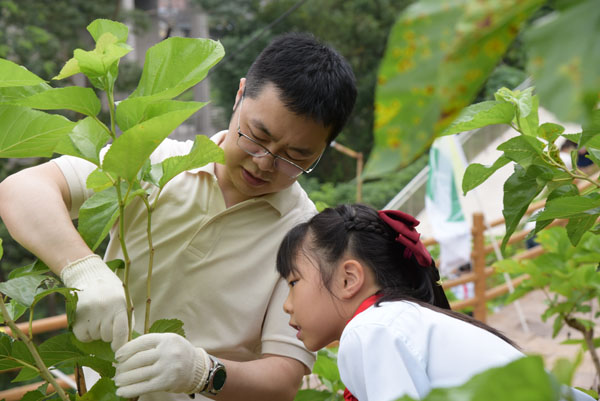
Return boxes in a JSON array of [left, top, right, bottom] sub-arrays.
[[213, 368, 227, 391]]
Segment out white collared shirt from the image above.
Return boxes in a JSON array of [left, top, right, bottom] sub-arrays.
[[338, 301, 524, 401]]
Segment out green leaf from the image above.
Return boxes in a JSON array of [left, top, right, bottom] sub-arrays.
[[0, 333, 22, 370], [77, 183, 145, 250], [77, 187, 120, 251], [61, 117, 110, 165], [54, 58, 81, 81], [39, 332, 85, 366], [0, 58, 46, 87], [294, 389, 333, 401], [395, 355, 559, 401], [537, 193, 600, 220], [0, 274, 47, 306], [74, 33, 131, 80], [106, 259, 124, 272], [0, 83, 51, 104], [149, 319, 185, 337], [87, 19, 129, 43], [313, 349, 342, 391], [154, 135, 224, 188], [0, 105, 76, 158], [86, 168, 115, 192], [8, 259, 50, 279], [525, 0, 600, 124], [531, 184, 579, 235], [441, 101, 515, 137], [116, 98, 209, 133], [14, 87, 101, 116], [537, 123, 565, 143], [566, 214, 599, 246], [78, 377, 123, 401], [130, 37, 224, 101], [462, 155, 510, 195], [502, 164, 551, 251], [21, 389, 47, 401], [102, 103, 204, 182], [0, 299, 28, 323], [497, 134, 545, 168], [495, 87, 539, 136], [579, 109, 600, 148]]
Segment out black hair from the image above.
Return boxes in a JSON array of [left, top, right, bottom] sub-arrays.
[[244, 32, 357, 143], [276, 203, 517, 347]]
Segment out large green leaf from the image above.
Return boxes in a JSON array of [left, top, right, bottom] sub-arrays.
[[152, 135, 225, 188], [130, 37, 224, 101], [525, 0, 600, 125], [15, 86, 101, 116], [0, 83, 51, 104], [366, 0, 543, 176], [0, 58, 46, 87], [116, 97, 208, 132], [395, 356, 559, 401], [502, 164, 551, 251], [0, 105, 76, 158], [102, 102, 204, 182], [537, 194, 600, 220], [441, 100, 514, 137]]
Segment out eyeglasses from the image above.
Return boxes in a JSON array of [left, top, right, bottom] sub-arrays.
[[236, 96, 323, 178]]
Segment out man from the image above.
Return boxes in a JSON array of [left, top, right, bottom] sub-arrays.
[[0, 33, 356, 400]]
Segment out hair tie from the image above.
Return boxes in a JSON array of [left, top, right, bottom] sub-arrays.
[[377, 210, 432, 267]]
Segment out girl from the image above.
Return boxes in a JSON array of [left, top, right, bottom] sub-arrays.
[[276, 204, 593, 401]]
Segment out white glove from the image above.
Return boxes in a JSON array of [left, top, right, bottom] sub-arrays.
[[61, 254, 129, 352], [114, 333, 211, 398]]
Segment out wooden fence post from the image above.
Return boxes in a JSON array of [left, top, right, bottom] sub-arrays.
[[472, 212, 487, 322]]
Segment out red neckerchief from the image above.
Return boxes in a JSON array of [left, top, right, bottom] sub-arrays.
[[343, 294, 382, 401]]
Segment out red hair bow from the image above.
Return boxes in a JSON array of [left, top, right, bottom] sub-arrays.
[[378, 210, 432, 267]]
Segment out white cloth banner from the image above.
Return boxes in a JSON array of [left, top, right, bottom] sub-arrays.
[[425, 136, 471, 278]]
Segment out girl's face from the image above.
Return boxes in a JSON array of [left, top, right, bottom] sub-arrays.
[[282, 251, 348, 351]]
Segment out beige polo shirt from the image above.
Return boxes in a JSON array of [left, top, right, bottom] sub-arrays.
[[53, 131, 317, 401]]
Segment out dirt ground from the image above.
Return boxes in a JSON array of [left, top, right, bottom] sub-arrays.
[[487, 289, 599, 391]]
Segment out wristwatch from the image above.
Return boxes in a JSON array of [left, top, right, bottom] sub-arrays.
[[199, 355, 227, 396]]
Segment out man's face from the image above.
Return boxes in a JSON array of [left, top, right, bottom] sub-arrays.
[[215, 81, 330, 206]]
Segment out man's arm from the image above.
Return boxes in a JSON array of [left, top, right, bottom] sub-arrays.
[[0, 162, 93, 273], [216, 354, 305, 401], [0, 161, 130, 350]]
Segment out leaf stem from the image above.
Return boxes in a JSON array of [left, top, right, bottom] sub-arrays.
[[0, 293, 70, 401]]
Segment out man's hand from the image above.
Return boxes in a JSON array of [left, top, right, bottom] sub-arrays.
[[60, 254, 129, 351], [114, 333, 211, 398]]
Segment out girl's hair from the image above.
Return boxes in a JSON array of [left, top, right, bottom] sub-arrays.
[[276, 203, 516, 346]]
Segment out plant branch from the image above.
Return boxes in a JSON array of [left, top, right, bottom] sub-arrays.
[[115, 181, 134, 341], [0, 294, 70, 401], [565, 316, 600, 380], [142, 196, 155, 333]]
